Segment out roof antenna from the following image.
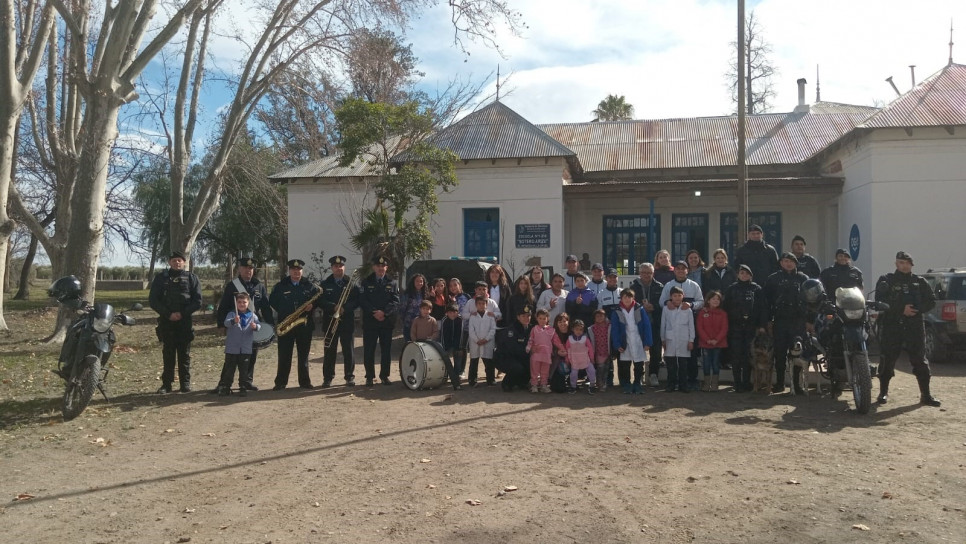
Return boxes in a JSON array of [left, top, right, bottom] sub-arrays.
[[496, 65, 500, 101], [950, 18, 955, 66], [815, 64, 821, 102], [885, 76, 901, 97], [909, 65, 916, 87]]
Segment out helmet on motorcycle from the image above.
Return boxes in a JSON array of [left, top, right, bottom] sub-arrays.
[[800, 278, 826, 306], [48, 276, 83, 305]]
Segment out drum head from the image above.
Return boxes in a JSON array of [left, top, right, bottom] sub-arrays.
[[252, 324, 276, 350], [400, 342, 428, 390]]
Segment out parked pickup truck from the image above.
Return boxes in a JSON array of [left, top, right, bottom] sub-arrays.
[[921, 267, 966, 362]]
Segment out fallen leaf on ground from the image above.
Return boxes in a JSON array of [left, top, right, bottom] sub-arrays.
[[882, 491, 893, 499], [465, 499, 482, 506], [201, 433, 215, 437], [420, 458, 431, 463], [13, 493, 35, 501], [183, 507, 195, 513], [503, 485, 518, 492], [852, 524, 870, 531], [787, 480, 800, 485], [427, 484, 436, 489]]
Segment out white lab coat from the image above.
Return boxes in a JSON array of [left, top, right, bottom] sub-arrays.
[[467, 312, 496, 358], [661, 305, 695, 357]]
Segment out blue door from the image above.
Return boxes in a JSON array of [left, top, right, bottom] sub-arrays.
[[602, 215, 661, 275], [671, 213, 709, 263]]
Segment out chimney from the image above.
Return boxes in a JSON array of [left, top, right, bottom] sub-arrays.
[[794, 78, 809, 113]]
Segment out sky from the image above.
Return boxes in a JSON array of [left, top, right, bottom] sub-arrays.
[[405, 0, 966, 123]]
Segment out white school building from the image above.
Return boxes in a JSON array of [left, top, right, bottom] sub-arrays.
[[271, 63, 966, 283]]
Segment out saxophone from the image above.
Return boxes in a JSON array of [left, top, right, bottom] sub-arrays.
[[323, 271, 359, 348], [276, 283, 324, 337]]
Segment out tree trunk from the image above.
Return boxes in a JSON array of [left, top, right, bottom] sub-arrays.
[[0, 105, 21, 329], [3, 238, 12, 293], [12, 233, 38, 299]]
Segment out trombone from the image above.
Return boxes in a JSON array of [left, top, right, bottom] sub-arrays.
[[323, 270, 359, 348]]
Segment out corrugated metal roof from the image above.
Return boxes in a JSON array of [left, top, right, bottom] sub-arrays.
[[399, 100, 577, 161], [538, 103, 878, 174], [861, 63, 966, 128], [268, 154, 380, 180]]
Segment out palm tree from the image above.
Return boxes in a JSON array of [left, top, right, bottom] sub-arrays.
[[592, 94, 635, 121]]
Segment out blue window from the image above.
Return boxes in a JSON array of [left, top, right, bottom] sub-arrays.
[[464, 208, 499, 259], [671, 213, 709, 263], [719, 212, 782, 258], [602, 215, 661, 276]]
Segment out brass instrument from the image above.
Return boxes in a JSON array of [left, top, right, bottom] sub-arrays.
[[276, 283, 324, 337], [323, 271, 359, 348]]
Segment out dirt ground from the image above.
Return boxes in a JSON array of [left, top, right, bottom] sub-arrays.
[[2, 313, 965, 543]]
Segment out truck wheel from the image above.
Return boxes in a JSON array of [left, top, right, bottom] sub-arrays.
[[924, 327, 948, 363]]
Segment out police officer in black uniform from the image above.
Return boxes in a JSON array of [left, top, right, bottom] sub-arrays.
[[269, 259, 320, 390], [764, 252, 810, 393], [495, 304, 533, 391], [819, 248, 864, 302], [733, 224, 780, 288], [216, 257, 272, 391], [320, 255, 358, 388], [874, 251, 940, 407], [149, 251, 203, 394], [723, 264, 768, 392], [358, 255, 399, 387], [790, 235, 821, 279]]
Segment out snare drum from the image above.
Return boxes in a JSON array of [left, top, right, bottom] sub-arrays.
[[252, 324, 276, 350], [399, 340, 451, 390]]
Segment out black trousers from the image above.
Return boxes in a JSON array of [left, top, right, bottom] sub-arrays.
[[773, 318, 806, 383], [729, 326, 756, 388], [500, 359, 530, 390], [161, 339, 191, 387], [665, 356, 690, 390], [879, 319, 930, 380], [363, 325, 393, 380], [468, 357, 495, 384], [647, 328, 663, 376], [276, 324, 313, 387], [219, 353, 251, 388], [617, 359, 644, 386], [323, 321, 355, 381]]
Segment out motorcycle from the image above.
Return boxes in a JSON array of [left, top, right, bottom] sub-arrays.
[[809, 286, 888, 414], [48, 276, 141, 421]]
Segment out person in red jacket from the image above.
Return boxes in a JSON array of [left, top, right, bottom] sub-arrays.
[[696, 290, 728, 391]]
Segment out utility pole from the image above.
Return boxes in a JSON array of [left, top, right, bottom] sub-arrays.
[[737, 0, 749, 238]]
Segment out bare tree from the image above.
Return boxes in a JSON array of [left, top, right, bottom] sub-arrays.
[[726, 10, 777, 115]]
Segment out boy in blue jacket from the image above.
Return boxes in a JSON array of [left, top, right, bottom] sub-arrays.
[[610, 289, 653, 394], [216, 292, 261, 396]]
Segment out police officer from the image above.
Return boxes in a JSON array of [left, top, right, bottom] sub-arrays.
[[149, 251, 203, 394], [269, 259, 320, 390], [819, 248, 864, 302], [874, 251, 940, 407], [216, 257, 272, 391], [320, 255, 358, 388], [733, 224, 780, 287], [495, 305, 533, 391], [358, 255, 399, 387], [764, 252, 809, 393], [723, 264, 768, 392], [790, 235, 821, 279]]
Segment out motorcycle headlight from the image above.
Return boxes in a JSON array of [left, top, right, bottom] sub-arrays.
[[843, 308, 865, 321], [92, 315, 113, 333]]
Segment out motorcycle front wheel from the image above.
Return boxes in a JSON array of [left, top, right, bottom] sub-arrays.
[[63, 355, 101, 421], [850, 351, 872, 414]]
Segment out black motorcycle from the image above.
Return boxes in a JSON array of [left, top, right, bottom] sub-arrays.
[[48, 276, 141, 421], [809, 284, 888, 414]]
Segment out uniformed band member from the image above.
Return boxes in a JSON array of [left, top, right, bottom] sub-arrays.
[[269, 259, 320, 390], [216, 257, 272, 391], [819, 249, 864, 303], [358, 255, 400, 387], [495, 304, 533, 391], [320, 255, 358, 387], [874, 251, 941, 407], [764, 252, 809, 393], [149, 251, 203, 394]]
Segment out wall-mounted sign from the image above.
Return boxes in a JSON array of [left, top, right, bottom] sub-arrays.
[[515, 224, 550, 248], [849, 224, 860, 260]]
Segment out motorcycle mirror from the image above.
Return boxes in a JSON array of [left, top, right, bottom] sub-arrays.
[[130, 303, 143, 311], [120, 315, 136, 326]]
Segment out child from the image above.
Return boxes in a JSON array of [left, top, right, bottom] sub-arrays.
[[548, 312, 571, 392], [589, 309, 611, 391], [217, 292, 261, 396], [661, 286, 695, 393], [526, 308, 556, 393], [410, 300, 439, 342], [430, 277, 448, 320], [610, 289, 653, 394], [566, 319, 597, 394], [467, 295, 497, 386], [439, 303, 465, 390], [565, 273, 599, 326], [696, 290, 728, 392], [537, 273, 569, 322]]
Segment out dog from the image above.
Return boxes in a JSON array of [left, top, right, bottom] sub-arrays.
[[751, 332, 774, 393], [786, 337, 822, 396]]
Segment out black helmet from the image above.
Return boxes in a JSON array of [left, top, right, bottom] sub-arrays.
[[48, 276, 83, 303], [800, 278, 826, 306]]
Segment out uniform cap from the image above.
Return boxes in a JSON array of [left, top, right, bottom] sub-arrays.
[[517, 305, 532, 315], [748, 224, 763, 233], [738, 264, 753, 276], [287, 259, 305, 269], [895, 251, 913, 264], [371, 255, 389, 265], [238, 257, 255, 267], [329, 255, 346, 265], [835, 248, 849, 257], [780, 252, 797, 262]]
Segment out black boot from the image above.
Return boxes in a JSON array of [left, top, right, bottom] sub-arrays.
[[916, 373, 941, 407], [876, 377, 890, 404]]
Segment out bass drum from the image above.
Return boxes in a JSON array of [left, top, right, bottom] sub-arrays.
[[252, 324, 276, 350], [399, 340, 451, 390]]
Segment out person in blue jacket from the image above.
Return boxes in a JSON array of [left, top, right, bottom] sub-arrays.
[[610, 289, 653, 394]]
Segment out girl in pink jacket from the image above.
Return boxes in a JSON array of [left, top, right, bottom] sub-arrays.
[[527, 309, 556, 393], [565, 319, 596, 394], [696, 290, 728, 392]]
